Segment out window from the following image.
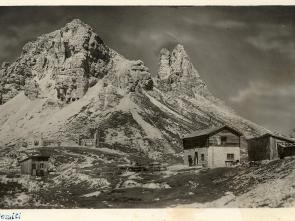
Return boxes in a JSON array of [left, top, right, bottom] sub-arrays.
[[221, 136, 227, 145], [40, 163, 44, 169], [227, 154, 234, 160], [201, 154, 205, 161], [32, 163, 36, 169]]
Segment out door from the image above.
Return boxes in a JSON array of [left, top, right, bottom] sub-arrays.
[[194, 152, 198, 165], [188, 155, 193, 166], [32, 163, 36, 176], [277, 145, 285, 159]]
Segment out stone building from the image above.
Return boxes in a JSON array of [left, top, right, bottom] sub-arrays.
[[78, 129, 100, 147], [182, 125, 242, 168]]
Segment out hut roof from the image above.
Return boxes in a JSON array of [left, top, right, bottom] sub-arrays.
[[19, 155, 50, 163], [182, 125, 242, 139], [250, 133, 295, 143]]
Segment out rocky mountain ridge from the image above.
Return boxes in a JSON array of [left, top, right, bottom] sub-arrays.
[[0, 19, 153, 105], [0, 19, 269, 160]]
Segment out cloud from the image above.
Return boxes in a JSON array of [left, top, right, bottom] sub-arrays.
[[181, 15, 213, 27], [213, 20, 246, 29], [246, 36, 295, 59], [230, 81, 295, 134], [118, 28, 197, 63], [181, 15, 246, 29], [245, 24, 295, 60], [121, 30, 177, 47], [230, 81, 295, 103], [0, 35, 19, 61]]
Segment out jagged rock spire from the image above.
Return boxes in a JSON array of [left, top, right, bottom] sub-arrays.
[[158, 48, 171, 79], [170, 44, 200, 78], [158, 44, 200, 81], [157, 44, 210, 98]]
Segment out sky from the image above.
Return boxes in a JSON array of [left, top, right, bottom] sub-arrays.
[[0, 6, 294, 135]]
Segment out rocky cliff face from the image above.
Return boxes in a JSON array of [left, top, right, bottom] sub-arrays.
[[156, 44, 213, 99], [0, 19, 268, 161], [0, 19, 152, 105]]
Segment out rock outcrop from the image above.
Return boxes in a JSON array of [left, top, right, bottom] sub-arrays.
[[24, 79, 41, 99], [0, 19, 153, 105], [156, 44, 213, 99], [158, 48, 171, 80]]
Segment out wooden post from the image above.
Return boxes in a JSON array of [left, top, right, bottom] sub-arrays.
[[94, 129, 100, 148]]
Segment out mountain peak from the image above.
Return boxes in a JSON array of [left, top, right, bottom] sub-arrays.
[[160, 48, 170, 56], [156, 44, 220, 100], [64, 18, 89, 29], [173, 43, 185, 51], [157, 45, 197, 79], [0, 18, 111, 104], [171, 44, 189, 60], [0, 19, 155, 105], [68, 18, 86, 25], [158, 44, 190, 81]]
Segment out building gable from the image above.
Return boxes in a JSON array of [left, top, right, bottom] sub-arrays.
[[182, 126, 241, 150], [183, 125, 242, 139], [208, 129, 241, 147]]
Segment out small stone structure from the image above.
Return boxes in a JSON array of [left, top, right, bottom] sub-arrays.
[[182, 125, 242, 168], [20, 155, 50, 176], [78, 128, 100, 148], [27, 134, 61, 148]]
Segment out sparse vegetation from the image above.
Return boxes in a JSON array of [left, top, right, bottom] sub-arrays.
[[1, 143, 295, 208]]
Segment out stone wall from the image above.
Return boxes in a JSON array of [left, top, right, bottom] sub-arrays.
[[81, 138, 96, 146], [184, 147, 208, 166], [184, 146, 240, 168], [207, 146, 240, 168]]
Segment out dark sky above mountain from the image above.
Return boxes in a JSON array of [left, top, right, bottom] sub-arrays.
[[0, 6, 294, 135]]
